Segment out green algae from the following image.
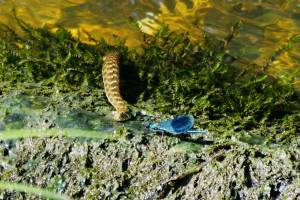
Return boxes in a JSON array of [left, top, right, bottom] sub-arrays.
[[135, 26, 300, 141], [0, 128, 118, 141], [0, 181, 71, 200]]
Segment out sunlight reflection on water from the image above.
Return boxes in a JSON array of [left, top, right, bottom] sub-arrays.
[[0, 0, 299, 88]]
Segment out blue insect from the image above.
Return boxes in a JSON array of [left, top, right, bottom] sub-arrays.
[[148, 115, 208, 135]]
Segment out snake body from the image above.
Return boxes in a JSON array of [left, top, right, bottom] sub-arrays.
[[102, 52, 131, 121]]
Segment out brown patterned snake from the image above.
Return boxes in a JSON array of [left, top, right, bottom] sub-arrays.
[[102, 52, 131, 121]]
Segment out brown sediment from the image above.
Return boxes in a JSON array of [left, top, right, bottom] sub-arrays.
[[102, 52, 131, 121]]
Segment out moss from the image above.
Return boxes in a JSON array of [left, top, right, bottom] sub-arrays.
[[136, 26, 299, 120], [1, 22, 299, 132]]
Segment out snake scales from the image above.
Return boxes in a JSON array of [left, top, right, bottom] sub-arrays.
[[102, 52, 131, 121]]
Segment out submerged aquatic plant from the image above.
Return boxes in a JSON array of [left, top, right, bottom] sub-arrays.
[[0, 19, 129, 92], [136, 26, 299, 121], [134, 25, 300, 144]]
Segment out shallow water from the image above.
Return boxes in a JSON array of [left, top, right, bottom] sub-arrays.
[[0, 92, 149, 140], [0, 0, 299, 88]]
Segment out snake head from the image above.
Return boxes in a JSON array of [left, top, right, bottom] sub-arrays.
[[113, 111, 131, 122]]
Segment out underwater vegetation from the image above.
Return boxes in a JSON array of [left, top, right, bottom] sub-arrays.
[[0, 19, 299, 144], [0, 19, 299, 199]]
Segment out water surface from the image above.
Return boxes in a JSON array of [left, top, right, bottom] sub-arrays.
[[0, 0, 299, 87]]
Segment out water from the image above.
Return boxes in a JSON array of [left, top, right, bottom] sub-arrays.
[[0, 92, 149, 139], [0, 0, 299, 88]]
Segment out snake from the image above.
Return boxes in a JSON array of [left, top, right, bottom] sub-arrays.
[[102, 51, 131, 121]]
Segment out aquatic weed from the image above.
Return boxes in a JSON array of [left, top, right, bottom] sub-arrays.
[[0, 21, 299, 144], [136, 26, 299, 122]]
